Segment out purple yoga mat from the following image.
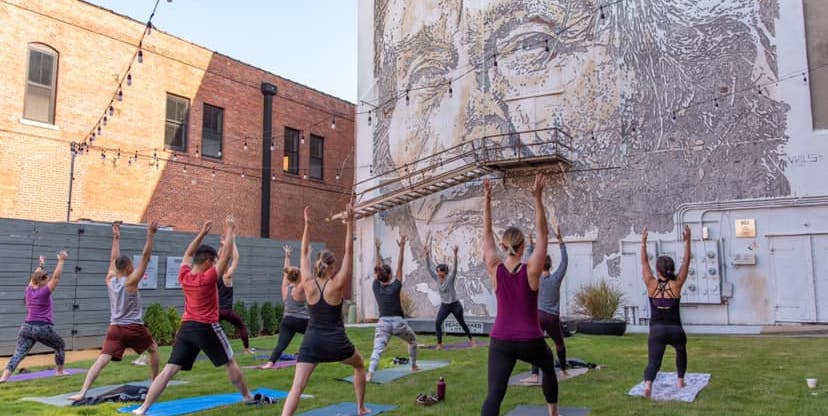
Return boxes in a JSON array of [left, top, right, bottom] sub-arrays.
[[7, 368, 86, 382], [243, 360, 297, 370]]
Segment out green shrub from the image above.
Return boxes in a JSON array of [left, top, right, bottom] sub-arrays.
[[274, 302, 284, 331], [167, 306, 181, 335], [261, 302, 278, 335], [248, 302, 261, 337], [145, 302, 173, 345], [574, 280, 624, 320]]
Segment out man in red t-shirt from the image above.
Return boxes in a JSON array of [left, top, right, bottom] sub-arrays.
[[132, 216, 253, 415]]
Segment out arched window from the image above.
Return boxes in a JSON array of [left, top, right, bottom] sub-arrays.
[[24, 43, 59, 124]]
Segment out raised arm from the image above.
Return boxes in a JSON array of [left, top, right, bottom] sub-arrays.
[[374, 238, 383, 269], [332, 203, 355, 290], [222, 241, 240, 286], [214, 216, 236, 278], [183, 221, 212, 266], [127, 221, 159, 288], [526, 174, 549, 291], [47, 250, 68, 292], [300, 207, 313, 283], [675, 225, 692, 287], [396, 236, 406, 283], [448, 245, 459, 285], [281, 245, 292, 301], [107, 221, 122, 278], [641, 226, 655, 287], [482, 180, 500, 283], [550, 226, 568, 280]]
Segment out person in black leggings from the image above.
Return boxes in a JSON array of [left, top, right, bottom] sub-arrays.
[[426, 244, 475, 348], [259, 245, 309, 368], [640, 225, 691, 398]]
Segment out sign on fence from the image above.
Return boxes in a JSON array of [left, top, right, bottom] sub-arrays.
[[132, 255, 159, 289]]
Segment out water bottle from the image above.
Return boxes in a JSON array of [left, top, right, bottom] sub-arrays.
[[437, 376, 446, 401]]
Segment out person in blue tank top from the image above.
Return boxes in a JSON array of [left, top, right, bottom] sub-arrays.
[[69, 221, 160, 401], [280, 204, 369, 416], [640, 224, 692, 398]]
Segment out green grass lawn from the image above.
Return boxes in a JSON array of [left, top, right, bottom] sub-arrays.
[[1, 328, 826, 415]]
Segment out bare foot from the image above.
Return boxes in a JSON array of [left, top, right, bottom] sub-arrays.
[[678, 378, 686, 388], [358, 406, 372, 415], [520, 375, 540, 384], [67, 393, 84, 402], [243, 349, 253, 354], [132, 408, 146, 415], [411, 364, 420, 372], [435, 344, 443, 350], [365, 372, 373, 382], [257, 362, 274, 369], [560, 369, 569, 377], [470, 339, 477, 348], [643, 381, 652, 399], [56, 370, 69, 376]]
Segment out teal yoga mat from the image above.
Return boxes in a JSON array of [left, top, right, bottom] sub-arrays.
[[117, 388, 288, 416], [298, 402, 397, 416], [21, 380, 187, 407], [340, 360, 449, 384]]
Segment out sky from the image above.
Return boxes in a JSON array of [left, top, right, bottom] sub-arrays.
[[86, 0, 358, 102]]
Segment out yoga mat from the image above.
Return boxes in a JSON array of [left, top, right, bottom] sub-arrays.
[[506, 405, 590, 416], [508, 367, 589, 386], [341, 360, 450, 384], [420, 340, 488, 350], [6, 368, 86, 382], [243, 360, 297, 370], [118, 388, 288, 416], [628, 372, 711, 402], [21, 380, 187, 407], [297, 402, 397, 416], [254, 353, 296, 361]]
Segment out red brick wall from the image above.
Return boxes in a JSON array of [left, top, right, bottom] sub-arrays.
[[0, 0, 355, 280]]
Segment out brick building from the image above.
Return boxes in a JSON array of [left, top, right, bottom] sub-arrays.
[[0, 1, 355, 264]]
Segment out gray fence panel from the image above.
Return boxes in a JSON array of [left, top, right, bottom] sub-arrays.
[[0, 218, 319, 356]]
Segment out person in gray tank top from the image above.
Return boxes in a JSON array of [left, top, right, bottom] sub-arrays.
[[259, 245, 310, 368], [426, 243, 475, 349], [69, 221, 160, 402]]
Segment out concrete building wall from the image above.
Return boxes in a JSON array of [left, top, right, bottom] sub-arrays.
[[0, 0, 355, 262], [354, 0, 828, 326]]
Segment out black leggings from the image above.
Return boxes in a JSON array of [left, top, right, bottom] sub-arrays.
[[644, 324, 687, 381], [531, 311, 566, 374], [435, 301, 472, 344], [482, 338, 557, 416], [269, 315, 308, 363]]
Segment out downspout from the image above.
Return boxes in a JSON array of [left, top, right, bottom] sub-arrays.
[[260, 82, 278, 238]]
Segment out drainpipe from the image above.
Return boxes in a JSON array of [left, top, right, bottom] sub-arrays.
[[260, 82, 278, 238]]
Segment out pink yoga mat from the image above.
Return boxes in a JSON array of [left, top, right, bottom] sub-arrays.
[[6, 368, 86, 382]]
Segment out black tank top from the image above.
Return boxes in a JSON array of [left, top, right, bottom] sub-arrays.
[[649, 280, 681, 325], [217, 277, 233, 311], [307, 279, 344, 331]]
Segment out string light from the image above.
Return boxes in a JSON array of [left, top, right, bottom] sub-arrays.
[[448, 84, 453, 97], [544, 39, 550, 53], [270, 143, 275, 151], [101, 150, 106, 161], [600, 6, 605, 20], [300, 132, 305, 145], [195, 149, 200, 158], [241, 170, 245, 178], [243, 140, 248, 151], [368, 111, 372, 126], [109, 105, 114, 116], [672, 111, 677, 121], [335, 172, 341, 180], [331, 117, 336, 129], [714, 96, 719, 108], [493, 53, 498, 67], [405, 89, 410, 105], [272, 173, 276, 181], [117, 89, 123, 101], [145, 22, 152, 36], [217, 150, 222, 157], [803, 72, 808, 83], [172, 154, 178, 161], [97, 125, 102, 135], [127, 73, 132, 86], [303, 172, 308, 180], [137, 49, 144, 64], [102, 116, 108, 126], [183, 165, 187, 173]]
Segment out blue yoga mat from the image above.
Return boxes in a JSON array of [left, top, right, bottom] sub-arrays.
[[297, 402, 397, 416], [117, 388, 288, 416], [341, 360, 450, 384]]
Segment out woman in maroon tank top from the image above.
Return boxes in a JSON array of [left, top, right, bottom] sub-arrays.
[[480, 174, 560, 416]]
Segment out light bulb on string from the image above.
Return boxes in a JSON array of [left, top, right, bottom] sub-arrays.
[[405, 89, 410, 105], [241, 170, 245, 178], [448, 84, 453, 97], [335, 172, 341, 180], [117, 89, 123, 101], [116, 149, 121, 159], [145, 23, 152, 36], [243, 140, 248, 151], [672, 111, 677, 121], [270, 143, 274, 151], [183, 165, 187, 173], [103, 116, 108, 126], [109, 105, 114, 116], [600, 6, 605, 20], [172, 154, 178, 161], [138, 49, 144, 64], [217, 150, 222, 157], [303, 173, 308, 180], [195, 149, 200, 158], [271, 173, 276, 181], [97, 125, 102, 135], [367, 111, 373, 126], [714, 97, 719, 108], [331, 117, 336, 130], [90, 132, 96, 142], [211, 170, 216, 178], [300, 133, 305, 145], [127, 73, 132, 86], [493, 53, 498, 67], [101, 150, 106, 161], [803, 72, 808, 83], [544, 39, 550, 53]]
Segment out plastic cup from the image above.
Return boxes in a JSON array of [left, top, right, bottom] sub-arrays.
[[806, 378, 817, 389]]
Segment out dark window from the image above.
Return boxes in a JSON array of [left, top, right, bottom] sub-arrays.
[[805, 0, 828, 129], [310, 135, 324, 180], [284, 127, 300, 174], [202, 104, 223, 158], [165, 94, 189, 151], [23, 44, 58, 124]]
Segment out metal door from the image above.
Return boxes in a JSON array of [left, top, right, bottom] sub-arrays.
[[770, 236, 816, 322], [812, 235, 828, 323]]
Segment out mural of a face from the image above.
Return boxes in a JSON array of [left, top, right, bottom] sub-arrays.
[[368, 0, 789, 318]]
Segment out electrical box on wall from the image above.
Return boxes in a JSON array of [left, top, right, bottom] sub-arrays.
[[733, 252, 757, 265], [660, 240, 723, 304]]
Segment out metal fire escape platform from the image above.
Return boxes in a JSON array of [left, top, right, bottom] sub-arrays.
[[331, 127, 574, 221]]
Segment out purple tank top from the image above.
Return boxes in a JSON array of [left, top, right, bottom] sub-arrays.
[[25, 285, 54, 324], [490, 263, 543, 341]]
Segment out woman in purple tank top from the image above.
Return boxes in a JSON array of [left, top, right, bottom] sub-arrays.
[[1, 251, 69, 383], [480, 174, 560, 416]]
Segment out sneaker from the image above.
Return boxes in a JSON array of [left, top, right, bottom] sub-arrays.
[[132, 354, 148, 366], [415, 393, 438, 406]]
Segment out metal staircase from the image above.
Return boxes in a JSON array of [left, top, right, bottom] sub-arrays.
[[331, 127, 575, 221]]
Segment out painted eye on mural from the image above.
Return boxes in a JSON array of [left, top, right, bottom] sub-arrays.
[[407, 59, 452, 88], [497, 32, 554, 73]]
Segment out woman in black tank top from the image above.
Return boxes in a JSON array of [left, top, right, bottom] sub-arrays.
[[640, 225, 692, 399], [280, 205, 369, 416]]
